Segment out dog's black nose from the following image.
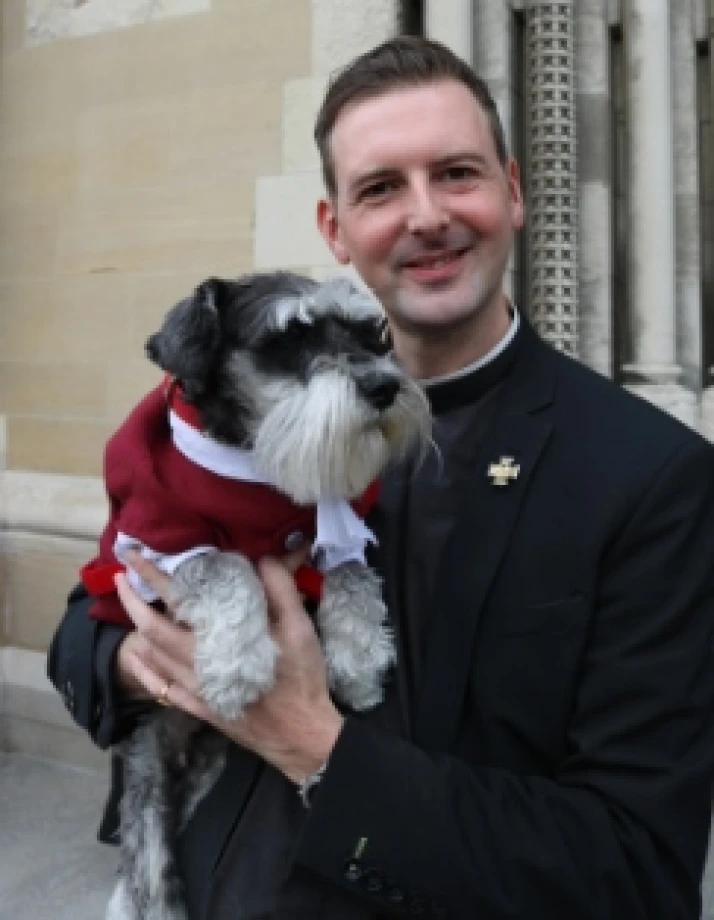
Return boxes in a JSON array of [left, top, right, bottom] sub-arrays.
[[357, 372, 400, 411]]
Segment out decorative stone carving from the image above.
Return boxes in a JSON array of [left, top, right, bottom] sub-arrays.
[[525, 2, 579, 356]]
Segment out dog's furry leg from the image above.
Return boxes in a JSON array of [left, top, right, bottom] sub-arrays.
[[317, 562, 395, 710], [109, 710, 194, 920], [171, 551, 278, 719], [175, 726, 228, 832]]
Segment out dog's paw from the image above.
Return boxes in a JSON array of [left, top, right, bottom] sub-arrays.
[[107, 877, 190, 920], [199, 631, 279, 720], [331, 676, 386, 711], [147, 902, 189, 920], [323, 621, 395, 711], [318, 563, 396, 711], [106, 880, 136, 920], [171, 551, 278, 719]]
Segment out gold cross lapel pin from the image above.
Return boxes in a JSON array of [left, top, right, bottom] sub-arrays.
[[487, 456, 520, 487]]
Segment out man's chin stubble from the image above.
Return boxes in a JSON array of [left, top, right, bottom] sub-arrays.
[[391, 279, 499, 340]]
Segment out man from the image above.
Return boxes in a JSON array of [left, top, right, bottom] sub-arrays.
[[48, 37, 714, 919]]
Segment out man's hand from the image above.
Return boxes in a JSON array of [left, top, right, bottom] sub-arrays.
[[114, 551, 344, 782], [115, 580, 197, 700]]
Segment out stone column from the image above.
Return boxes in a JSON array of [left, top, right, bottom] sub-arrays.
[[575, 0, 612, 377], [621, 0, 696, 427], [425, 0, 473, 64], [525, 1, 579, 355], [670, 0, 704, 428]]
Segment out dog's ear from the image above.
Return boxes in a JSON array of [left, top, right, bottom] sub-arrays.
[[145, 278, 227, 398]]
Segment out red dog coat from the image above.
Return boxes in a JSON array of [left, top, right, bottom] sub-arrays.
[[82, 381, 378, 626]]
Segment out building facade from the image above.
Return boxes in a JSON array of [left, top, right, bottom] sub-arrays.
[[0, 0, 712, 765]]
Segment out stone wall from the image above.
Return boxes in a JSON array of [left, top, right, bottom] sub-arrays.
[[0, 0, 312, 762], [0, 0, 310, 480]]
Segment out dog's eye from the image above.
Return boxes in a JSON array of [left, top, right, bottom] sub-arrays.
[[287, 318, 314, 338], [360, 320, 391, 356], [258, 319, 313, 353]]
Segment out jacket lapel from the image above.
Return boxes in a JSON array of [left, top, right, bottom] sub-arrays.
[[413, 324, 556, 750], [367, 462, 413, 732]]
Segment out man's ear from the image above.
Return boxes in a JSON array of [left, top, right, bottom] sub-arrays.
[[317, 197, 351, 265], [145, 277, 226, 398], [506, 158, 525, 231]]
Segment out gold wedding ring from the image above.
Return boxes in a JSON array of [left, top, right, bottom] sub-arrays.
[[157, 681, 173, 707]]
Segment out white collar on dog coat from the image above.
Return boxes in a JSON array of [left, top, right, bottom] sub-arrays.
[[168, 409, 377, 572]]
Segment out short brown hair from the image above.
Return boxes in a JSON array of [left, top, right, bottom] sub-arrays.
[[314, 36, 508, 198]]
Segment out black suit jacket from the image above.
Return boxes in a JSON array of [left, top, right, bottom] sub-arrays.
[[48, 322, 714, 919]]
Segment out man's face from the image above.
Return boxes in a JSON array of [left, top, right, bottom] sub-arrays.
[[317, 80, 524, 338]]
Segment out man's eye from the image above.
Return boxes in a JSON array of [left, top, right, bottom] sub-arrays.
[[359, 180, 398, 202], [441, 165, 478, 182]]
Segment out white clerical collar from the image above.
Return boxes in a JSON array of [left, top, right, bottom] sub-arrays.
[[168, 410, 376, 571], [418, 305, 520, 388]]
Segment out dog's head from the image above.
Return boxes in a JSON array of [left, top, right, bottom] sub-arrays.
[[146, 271, 431, 503]]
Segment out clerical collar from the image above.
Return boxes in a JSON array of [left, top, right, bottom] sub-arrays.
[[419, 307, 522, 415]]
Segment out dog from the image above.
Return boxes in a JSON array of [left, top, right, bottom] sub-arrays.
[[88, 271, 431, 919]]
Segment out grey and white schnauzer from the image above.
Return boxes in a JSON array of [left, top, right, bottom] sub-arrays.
[[102, 271, 431, 920]]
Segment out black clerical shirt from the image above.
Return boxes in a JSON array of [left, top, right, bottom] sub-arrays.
[[209, 314, 523, 919]]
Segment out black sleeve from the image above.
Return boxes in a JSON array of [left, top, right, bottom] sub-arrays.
[[47, 584, 150, 748], [294, 439, 714, 920]]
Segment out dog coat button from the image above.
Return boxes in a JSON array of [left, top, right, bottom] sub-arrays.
[[284, 530, 306, 552], [343, 860, 363, 882]]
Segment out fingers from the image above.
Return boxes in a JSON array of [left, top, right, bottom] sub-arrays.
[[258, 556, 315, 642], [116, 633, 154, 699], [124, 550, 175, 605], [258, 557, 304, 615], [122, 643, 212, 723], [131, 631, 199, 695], [115, 573, 195, 671]]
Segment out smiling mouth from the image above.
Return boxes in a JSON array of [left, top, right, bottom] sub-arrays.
[[402, 248, 469, 278]]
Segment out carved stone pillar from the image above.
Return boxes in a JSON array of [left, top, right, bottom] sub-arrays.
[[525, 1, 579, 355]]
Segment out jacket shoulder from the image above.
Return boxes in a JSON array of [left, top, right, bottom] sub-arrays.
[[543, 344, 712, 465]]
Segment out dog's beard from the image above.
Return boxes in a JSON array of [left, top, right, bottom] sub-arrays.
[[253, 371, 430, 504]]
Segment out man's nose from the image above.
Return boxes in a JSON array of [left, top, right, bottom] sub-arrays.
[[405, 181, 448, 234]]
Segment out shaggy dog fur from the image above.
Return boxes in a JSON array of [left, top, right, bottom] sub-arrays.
[[100, 272, 431, 919]]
